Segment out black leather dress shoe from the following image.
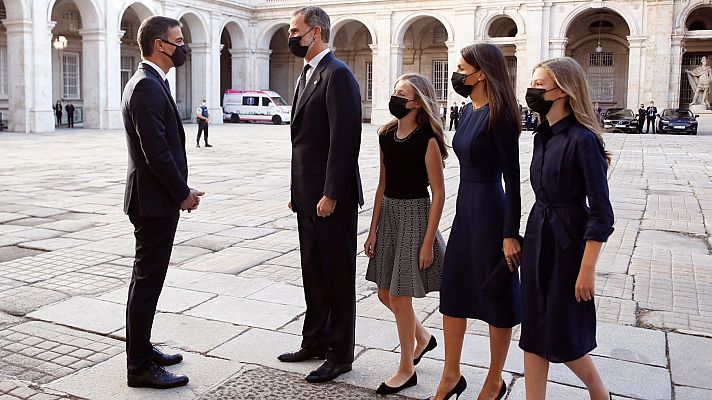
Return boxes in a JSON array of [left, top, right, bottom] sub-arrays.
[[305, 360, 352, 383], [127, 363, 189, 389], [278, 348, 327, 363], [150, 346, 183, 366]]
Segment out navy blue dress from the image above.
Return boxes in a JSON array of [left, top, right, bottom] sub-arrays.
[[440, 104, 522, 328], [519, 115, 614, 363]]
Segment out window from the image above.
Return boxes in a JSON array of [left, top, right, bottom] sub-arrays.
[[587, 52, 614, 103], [62, 52, 81, 100], [262, 97, 271, 106], [0, 46, 7, 100], [242, 96, 259, 106], [432, 60, 448, 101], [366, 61, 373, 101], [63, 11, 80, 32], [120, 56, 134, 98], [505, 56, 517, 92], [121, 22, 135, 42]]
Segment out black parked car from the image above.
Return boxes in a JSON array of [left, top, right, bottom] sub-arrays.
[[658, 109, 698, 135], [603, 108, 638, 133]]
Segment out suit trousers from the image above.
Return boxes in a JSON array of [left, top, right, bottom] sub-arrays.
[[646, 118, 656, 134], [126, 213, 179, 373], [296, 205, 358, 364]]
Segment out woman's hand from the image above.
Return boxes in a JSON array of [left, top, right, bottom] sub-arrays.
[[364, 233, 377, 258], [418, 241, 434, 270], [575, 267, 596, 302], [502, 237, 521, 272]]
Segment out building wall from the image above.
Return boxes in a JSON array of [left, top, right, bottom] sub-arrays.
[[0, 0, 711, 131]]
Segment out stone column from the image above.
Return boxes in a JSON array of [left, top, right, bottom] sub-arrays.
[[446, 40, 459, 103], [548, 38, 568, 58], [230, 48, 251, 90], [209, 13, 223, 124], [514, 38, 529, 102], [668, 34, 686, 108], [79, 29, 108, 129], [370, 12, 397, 125], [103, 30, 123, 129], [253, 49, 272, 90], [626, 36, 646, 109], [190, 43, 211, 117], [26, 22, 55, 132], [3, 19, 33, 132]]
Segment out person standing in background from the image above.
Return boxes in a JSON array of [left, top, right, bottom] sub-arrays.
[[65, 102, 75, 128], [646, 101, 658, 134], [196, 99, 212, 147], [54, 100, 63, 126], [637, 103, 646, 134], [449, 101, 460, 131]]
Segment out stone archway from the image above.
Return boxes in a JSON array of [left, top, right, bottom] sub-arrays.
[[331, 20, 374, 121], [679, 6, 712, 109], [175, 12, 208, 120], [566, 9, 631, 109]]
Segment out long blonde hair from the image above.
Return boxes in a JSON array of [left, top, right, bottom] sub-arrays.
[[378, 73, 448, 160], [535, 57, 612, 164]]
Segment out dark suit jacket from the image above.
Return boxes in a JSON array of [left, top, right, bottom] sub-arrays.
[[450, 106, 459, 118], [646, 106, 658, 119], [122, 63, 190, 217], [290, 52, 364, 216]]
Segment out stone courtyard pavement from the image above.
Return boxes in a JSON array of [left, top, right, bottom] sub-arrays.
[[0, 122, 711, 399]]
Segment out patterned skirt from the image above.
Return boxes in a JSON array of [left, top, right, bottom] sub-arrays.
[[366, 196, 444, 297]]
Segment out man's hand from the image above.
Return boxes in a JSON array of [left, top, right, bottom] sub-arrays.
[[316, 196, 337, 217], [180, 189, 205, 213]]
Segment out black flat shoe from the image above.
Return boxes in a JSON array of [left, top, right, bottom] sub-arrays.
[[150, 346, 183, 367], [376, 372, 417, 395], [305, 360, 352, 383], [495, 379, 506, 400], [414, 336, 437, 365], [127, 363, 189, 389], [278, 348, 327, 363]]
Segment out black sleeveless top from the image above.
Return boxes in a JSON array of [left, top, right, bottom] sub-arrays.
[[379, 124, 436, 199]]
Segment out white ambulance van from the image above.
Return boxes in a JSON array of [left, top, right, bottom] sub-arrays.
[[222, 90, 292, 125]]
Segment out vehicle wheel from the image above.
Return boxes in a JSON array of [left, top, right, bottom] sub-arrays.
[[692, 129, 698, 135], [230, 113, 240, 123], [272, 115, 282, 125]]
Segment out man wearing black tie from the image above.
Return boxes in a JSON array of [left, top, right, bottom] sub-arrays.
[[121, 16, 204, 389], [278, 6, 363, 384], [449, 102, 459, 130], [646, 100, 658, 134]]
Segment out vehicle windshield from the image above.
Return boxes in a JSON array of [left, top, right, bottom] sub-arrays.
[[271, 96, 289, 106], [662, 110, 693, 118], [607, 109, 634, 118]]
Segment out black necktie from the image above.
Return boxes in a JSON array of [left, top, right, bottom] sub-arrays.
[[296, 64, 312, 104], [164, 79, 170, 92]]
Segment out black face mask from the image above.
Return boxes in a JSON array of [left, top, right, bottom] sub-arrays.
[[160, 39, 188, 68], [288, 27, 315, 58], [525, 87, 559, 115], [451, 71, 478, 97], [389, 96, 414, 119]]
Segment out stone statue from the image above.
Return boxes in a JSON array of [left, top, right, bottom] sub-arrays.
[[686, 56, 712, 110]]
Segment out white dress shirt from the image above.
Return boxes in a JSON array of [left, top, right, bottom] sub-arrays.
[[304, 48, 331, 82]]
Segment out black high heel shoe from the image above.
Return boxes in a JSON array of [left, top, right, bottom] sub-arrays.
[[495, 379, 507, 400], [414, 335, 437, 365], [376, 372, 417, 395], [436, 375, 467, 400]]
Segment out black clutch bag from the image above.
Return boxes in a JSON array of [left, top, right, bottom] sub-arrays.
[[480, 235, 524, 297]]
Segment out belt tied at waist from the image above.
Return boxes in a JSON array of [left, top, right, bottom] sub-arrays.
[[534, 200, 586, 250]]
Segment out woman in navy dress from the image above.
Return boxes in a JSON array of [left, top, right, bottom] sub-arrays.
[[431, 43, 521, 400], [520, 57, 614, 400]]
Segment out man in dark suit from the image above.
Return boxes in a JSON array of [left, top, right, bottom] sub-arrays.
[[277, 6, 363, 384], [449, 102, 459, 130], [646, 101, 658, 134], [65, 102, 75, 128], [637, 103, 646, 134], [121, 16, 204, 389]]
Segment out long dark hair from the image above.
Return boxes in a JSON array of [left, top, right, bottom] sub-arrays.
[[378, 73, 448, 161], [461, 43, 521, 135]]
